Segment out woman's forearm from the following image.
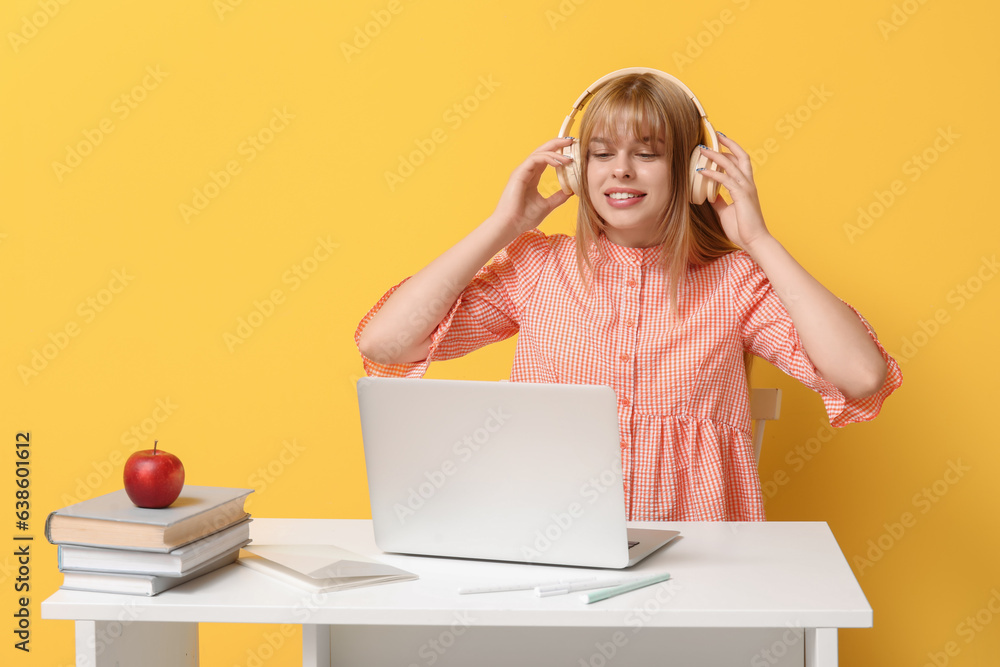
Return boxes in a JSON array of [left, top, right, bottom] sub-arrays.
[[357, 214, 520, 365], [745, 235, 889, 399], [358, 139, 574, 366]]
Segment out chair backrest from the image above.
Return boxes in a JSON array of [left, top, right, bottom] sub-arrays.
[[750, 388, 782, 463]]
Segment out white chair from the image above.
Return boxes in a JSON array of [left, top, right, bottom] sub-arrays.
[[750, 388, 782, 463]]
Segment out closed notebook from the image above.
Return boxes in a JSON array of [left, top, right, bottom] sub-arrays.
[[237, 544, 417, 593], [59, 548, 240, 596], [58, 517, 252, 576], [46, 486, 253, 552]]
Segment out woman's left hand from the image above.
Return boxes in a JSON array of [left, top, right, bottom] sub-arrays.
[[697, 133, 771, 252]]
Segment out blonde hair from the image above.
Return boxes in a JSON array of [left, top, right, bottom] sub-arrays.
[[574, 72, 738, 316]]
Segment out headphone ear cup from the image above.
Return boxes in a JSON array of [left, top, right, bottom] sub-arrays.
[[556, 139, 582, 195], [689, 148, 720, 205]]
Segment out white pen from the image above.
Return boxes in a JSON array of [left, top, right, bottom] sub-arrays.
[[535, 577, 651, 597], [458, 577, 595, 595]]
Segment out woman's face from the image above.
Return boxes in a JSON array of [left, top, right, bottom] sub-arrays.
[[585, 129, 670, 248]]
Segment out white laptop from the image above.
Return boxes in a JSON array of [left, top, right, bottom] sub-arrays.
[[356, 377, 679, 569]]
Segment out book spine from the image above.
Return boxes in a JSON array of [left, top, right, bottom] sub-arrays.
[[44, 511, 56, 544]]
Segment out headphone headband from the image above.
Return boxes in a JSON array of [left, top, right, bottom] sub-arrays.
[[563, 67, 708, 129]]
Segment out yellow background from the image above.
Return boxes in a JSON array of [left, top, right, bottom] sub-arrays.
[[3, 1, 998, 665]]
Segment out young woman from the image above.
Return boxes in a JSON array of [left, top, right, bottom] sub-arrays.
[[355, 70, 902, 521]]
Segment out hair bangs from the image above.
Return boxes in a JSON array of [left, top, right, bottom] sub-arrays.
[[585, 78, 670, 152]]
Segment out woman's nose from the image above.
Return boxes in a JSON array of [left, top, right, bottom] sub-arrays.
[[612, 156, 634, 179]]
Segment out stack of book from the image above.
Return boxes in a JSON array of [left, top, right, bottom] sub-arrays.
[[45, 486, 253, 596]]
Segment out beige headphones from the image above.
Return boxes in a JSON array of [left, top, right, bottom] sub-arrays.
[[555, 67, 721, 205]]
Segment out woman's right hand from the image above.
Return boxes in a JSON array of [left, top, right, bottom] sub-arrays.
[[491, 137, 575, 234]]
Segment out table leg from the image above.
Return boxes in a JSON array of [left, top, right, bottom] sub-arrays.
[[805, 628, 837, 667], [75, 620, 198, 667], [302, 624, 331, 667]]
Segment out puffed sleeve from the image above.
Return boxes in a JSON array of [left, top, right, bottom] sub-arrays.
[[354, 230, 554, 378], [728, 252, 902, 427]]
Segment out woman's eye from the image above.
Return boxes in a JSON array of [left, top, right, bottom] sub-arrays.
[[638, 153, 659, 159], [590, 152, 613, 159]]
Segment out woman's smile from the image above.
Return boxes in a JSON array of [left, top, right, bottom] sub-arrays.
[[604, 187, 647, 208]]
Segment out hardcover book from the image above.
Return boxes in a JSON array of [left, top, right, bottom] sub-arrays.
[[58, 517, 252, 575], [46, 486, 253, 552], [59, 548, 240, 596]]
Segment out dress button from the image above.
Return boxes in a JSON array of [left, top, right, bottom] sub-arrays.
[[625, 319, 635, 328], [621, 396, 631, 406], [619, 353, 630, 362], [626, 278, 637, 287]]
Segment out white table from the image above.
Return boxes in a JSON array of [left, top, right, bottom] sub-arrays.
[[42, 519, 871, 667]]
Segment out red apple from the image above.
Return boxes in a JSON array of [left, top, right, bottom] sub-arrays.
[[123, 441, 185, 508]]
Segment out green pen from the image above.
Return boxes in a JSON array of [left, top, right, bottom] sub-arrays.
[[579, 572, 672, 604]]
